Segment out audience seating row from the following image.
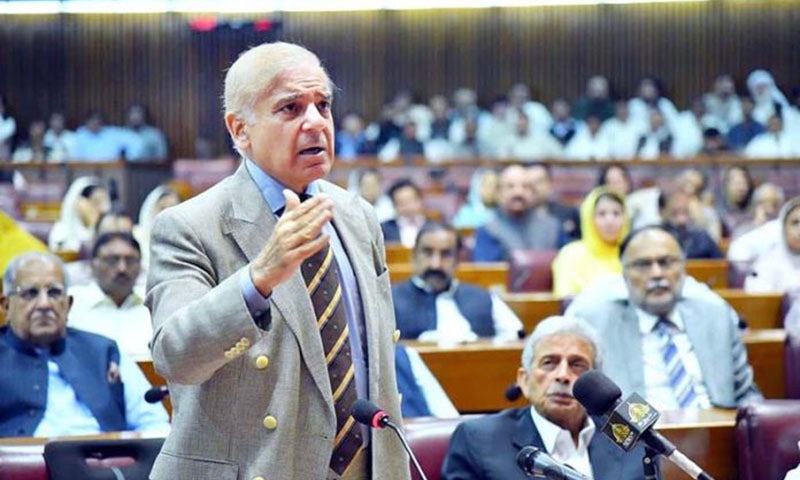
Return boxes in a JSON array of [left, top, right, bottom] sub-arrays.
[[6, 402, 798, 480]]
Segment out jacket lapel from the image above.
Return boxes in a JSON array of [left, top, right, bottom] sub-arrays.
[[223, 165, 332, 405]]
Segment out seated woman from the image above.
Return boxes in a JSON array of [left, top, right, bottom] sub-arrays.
[[552, 186, 629, 298], [134, 184, 182, 269], [47, 176, 110, 252], [745, 197, 800, 293], [452, 168, 498, 229]]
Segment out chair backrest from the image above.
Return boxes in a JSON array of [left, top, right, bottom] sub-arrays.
[[0, 444, 47, 480], [43, 437, 164, 480], [508, 249, 558, 293], [404, 416, 473, 480], [736, 400, 800, 480]]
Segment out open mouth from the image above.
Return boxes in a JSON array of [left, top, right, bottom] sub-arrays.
[[299, 147, 324, 155]]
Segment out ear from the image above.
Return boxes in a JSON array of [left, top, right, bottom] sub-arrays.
[[515, 367, 530, 400], [225, 112, 250, 154], [0, 294, 8, 311]]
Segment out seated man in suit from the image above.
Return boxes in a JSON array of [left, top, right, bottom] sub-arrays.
[[566, 225, 762, 411], [0, 252, 169, 438], [392, 221, 522, 343], [441, 316, 657, 479], [473, 163, 564, 262], [380, 178, 428, 248]]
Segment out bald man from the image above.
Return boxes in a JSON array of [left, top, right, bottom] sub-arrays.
[[146, 42, 409, 480]]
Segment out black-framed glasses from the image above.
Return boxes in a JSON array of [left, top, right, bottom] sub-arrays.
[[8, 284, 66, 302], [95, 255, 141, 268], [624, 255, 683, 273]]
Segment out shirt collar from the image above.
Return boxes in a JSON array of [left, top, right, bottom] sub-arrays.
[[637, 307, 685, 335], [529, 406, 595, 454], [77, 282, 143, 309], [244, 157, 320, 214], [410, 275, 459, 295]]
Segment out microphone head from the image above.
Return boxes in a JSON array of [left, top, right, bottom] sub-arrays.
[[505, 384, 523, 402], [144, 385, 168, 403], [573, 370, 622, 416], [516, 445, 537, 471], [351, 399, 389, 429]]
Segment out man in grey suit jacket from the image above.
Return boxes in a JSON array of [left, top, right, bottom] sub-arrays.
[[146, 42, 410, 480], [566, 225, 762, 411]]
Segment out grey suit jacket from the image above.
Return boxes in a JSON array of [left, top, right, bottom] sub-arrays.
[[146, 164, 410, 480], [565, 276, 762, 409]]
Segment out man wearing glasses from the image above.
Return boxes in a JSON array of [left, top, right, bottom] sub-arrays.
[[68, 232, 152, 360], [0, 252, 168, 438], [565, 225, 762, 411]]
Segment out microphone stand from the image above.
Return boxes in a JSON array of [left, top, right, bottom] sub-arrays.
[[383, 420, 428, 480], [643, 447, 658, 480]]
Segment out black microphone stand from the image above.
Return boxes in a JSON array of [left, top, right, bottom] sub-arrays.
[[643, 447, 658, 480], [383, 420, 428, 480]]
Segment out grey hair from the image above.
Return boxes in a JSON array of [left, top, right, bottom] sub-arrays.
[[3, 252, 69, 293], [752, 182, 785, 206], [521, 315, 603, 372]]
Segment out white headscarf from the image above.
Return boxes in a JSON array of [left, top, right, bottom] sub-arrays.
[[746, 69, 790, 124], [48, 176, 103, 251]]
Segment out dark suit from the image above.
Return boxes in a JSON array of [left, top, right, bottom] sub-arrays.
[[146, 164, 409, 480], [381, 219, 401, 244], [441, 408, 656, 480]]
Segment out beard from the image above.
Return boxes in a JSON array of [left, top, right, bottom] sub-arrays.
[[421, 269, 451, 294]]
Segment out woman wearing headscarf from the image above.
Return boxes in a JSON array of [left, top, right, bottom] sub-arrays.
[[47, 176, 110, 252], [134, 184, 181, 268], [744, 197, 800, 294], [746, 69, 790, 125], [551, 186, 630, 298], [452, 168, 498, 229]]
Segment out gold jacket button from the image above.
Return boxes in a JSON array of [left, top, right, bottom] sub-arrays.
[[240, 337, 251, 348], [253, 477, 265, 480], [392, 329, 401, 343], [224, 350, 235, 359], [255, 355, 269, 370], [263, 415, 278, 430]]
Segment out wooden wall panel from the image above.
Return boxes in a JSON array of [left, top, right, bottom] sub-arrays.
[[0, 1, 798, 159]]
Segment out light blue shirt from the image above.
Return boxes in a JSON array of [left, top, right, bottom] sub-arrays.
[[34, 349, 170, 437], [240, 159, 369, 406]]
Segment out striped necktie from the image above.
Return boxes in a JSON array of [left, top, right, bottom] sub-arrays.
[[301, 243, 364, 475], [655, 318, 698, 409]]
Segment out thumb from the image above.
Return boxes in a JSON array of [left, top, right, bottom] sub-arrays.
[[283, 189, 301, 213]]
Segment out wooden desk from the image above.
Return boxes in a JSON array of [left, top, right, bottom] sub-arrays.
[[502, 290, 786, 333], [136, 361, 171, 416], [408, 330, 785, 413], [388, 262, 508, 290], [500, 292, 562, 333], [718, 289, 785, 329], [385, 244, 412, 264], [686, 259, 729, 289]]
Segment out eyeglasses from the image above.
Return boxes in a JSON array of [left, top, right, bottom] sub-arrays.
[[624, 255, 683, 273], [96, 255, 141, 268], [8, 284, 66, 302]]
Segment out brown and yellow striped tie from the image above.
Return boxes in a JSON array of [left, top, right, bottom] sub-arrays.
[[301, 243, 364, 476]]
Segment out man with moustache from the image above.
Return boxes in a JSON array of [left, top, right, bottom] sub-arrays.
[[68, 232, 152, 360], [0, 252, 168, 437], [473, 163, 563, 262], [146, 42, 409, 480], [392, 222, 522, 343], [566, 226, 762, 410], [441, 316, 657, 480]]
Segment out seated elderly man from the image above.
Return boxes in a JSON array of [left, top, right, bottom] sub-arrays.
[[0, 252, 169, 438], [566, 225, 762, 411], [441, 316, 657, 480], [392, 221, 522, 343]]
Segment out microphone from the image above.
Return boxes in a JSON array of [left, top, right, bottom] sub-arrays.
[[144, 385, 169, 404], [573, 370, 716, 480], [351, 399, 428, 480], [516, 446, 590, 480], [505, 384, 523, 402]]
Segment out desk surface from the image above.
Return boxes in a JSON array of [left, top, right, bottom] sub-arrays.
[[407, 330, 785, 413]]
